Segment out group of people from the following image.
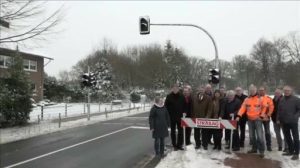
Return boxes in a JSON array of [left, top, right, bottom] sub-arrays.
[[149, 83, 300, 160]]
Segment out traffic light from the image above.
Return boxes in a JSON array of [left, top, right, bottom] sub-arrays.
[[139, 16, 150, 35], [82, 73, 90, 87], [209, 68, 220, 84], [81, 73, 97, 87]]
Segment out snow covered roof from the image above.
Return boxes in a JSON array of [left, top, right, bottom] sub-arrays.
[[0, 47, 54, 60]]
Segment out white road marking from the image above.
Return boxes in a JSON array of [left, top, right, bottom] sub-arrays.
[[4, 127, 131, 168], [130, 126, 150, 130]]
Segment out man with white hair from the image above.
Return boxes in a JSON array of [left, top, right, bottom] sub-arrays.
[[278, 85, 300, 160], [236, 84, 267, 158], [220, 90, 241, 151]]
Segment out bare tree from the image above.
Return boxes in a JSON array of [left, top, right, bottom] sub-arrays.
[[284, 31, 300, 63], [0, 0, 64, 46]]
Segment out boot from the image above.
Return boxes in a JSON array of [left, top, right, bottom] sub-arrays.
[[291, 155, 299, 160]]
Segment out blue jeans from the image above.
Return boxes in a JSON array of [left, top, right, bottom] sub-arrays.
[[263, 120, 271, 148], [154, 138, 165, 155], [248, 119, 265, 154]]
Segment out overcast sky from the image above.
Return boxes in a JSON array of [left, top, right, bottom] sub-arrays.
[[23, 1, 300, 77]]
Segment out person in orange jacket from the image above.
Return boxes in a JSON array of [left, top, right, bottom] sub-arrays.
[[236, 84, 267, 158], [258, 86, 274, 151]]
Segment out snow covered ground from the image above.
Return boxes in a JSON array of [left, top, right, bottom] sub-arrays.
[[29, 102, 145, 122], [156, 121, 300, 168], [156, 144, 237, 168], [0, 103, 151, 144]]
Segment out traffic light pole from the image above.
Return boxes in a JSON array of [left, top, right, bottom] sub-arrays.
[[150, 23, 220, 88], [87, 66, 91, 121]]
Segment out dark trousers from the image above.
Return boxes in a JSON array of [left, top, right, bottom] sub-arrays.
[[154, 137, 165, 155], [282, 123, 299, 155], [194, 128, 202, 147], [225, 129, 231, 142], [171, 120, 183, 148], [202, 128, 210, 147], [239, 119, 247, 145], [213, 129, 223, 148], [232, 128, 240, 149], [263, 120, 272, 148], [273, 122, 288, 149], [185, 127, 191, 144]]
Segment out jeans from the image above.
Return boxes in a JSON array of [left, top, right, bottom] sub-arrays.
[[154, 138, 165, 155], [282, 123, 299, 155], [170, 120, 183, 148], [194, 128, 202, 147], [263, 120, 272, 148], [248, 119, 265, 154], [273, 122, 288, 149]]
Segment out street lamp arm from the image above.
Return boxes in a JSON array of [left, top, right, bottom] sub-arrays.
[[150, 23, 219, 68]]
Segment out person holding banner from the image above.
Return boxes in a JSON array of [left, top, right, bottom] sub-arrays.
[[235, 87, 248, 148], [149, 96, 170, 158], [236, 84, 267, 158], [210, 90, 224, 150], [192, 86, 213, 150], [221, 90, 241, 151], [165, 83, 185, 151], [183, 86, 193, 146]]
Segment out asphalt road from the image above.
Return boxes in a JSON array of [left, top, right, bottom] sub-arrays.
[[0, 112, 159, 168]]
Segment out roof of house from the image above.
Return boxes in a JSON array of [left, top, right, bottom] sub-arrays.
[[0, 47, 54, 60]]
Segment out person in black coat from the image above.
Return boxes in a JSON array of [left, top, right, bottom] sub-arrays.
[[165, 83, 185, 150], [272, 88, 288, 152], [149, 97, 170, 157], [183, 86, 193, 146], [220, 90, 241, 151], [277, 86, 300, 160], [235, 87, 248, 147]]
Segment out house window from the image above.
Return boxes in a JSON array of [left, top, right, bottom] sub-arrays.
[[23, 59, 29, 70], [0, 55, 11, 68], [23, 59, 37, 71], [29, 61, 37, 71], [0, 56, 4, 67]]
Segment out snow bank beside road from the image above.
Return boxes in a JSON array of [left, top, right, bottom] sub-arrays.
[[0, 106, 150, 144]]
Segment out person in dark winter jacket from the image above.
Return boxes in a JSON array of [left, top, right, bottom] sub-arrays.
[[235, 87, 248, 148], [183, 86, 193, 146], [272, 88, 288, 152], [165, 83, 185, 150], [192, 86, 213, 150], [221, 90, 241, 151], [149, 97, 170, 158], [277, 85, 300, 160], [211, 90, 224, 150]]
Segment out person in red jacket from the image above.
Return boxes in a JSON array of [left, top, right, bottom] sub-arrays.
[[236, 84, 267, 158]]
